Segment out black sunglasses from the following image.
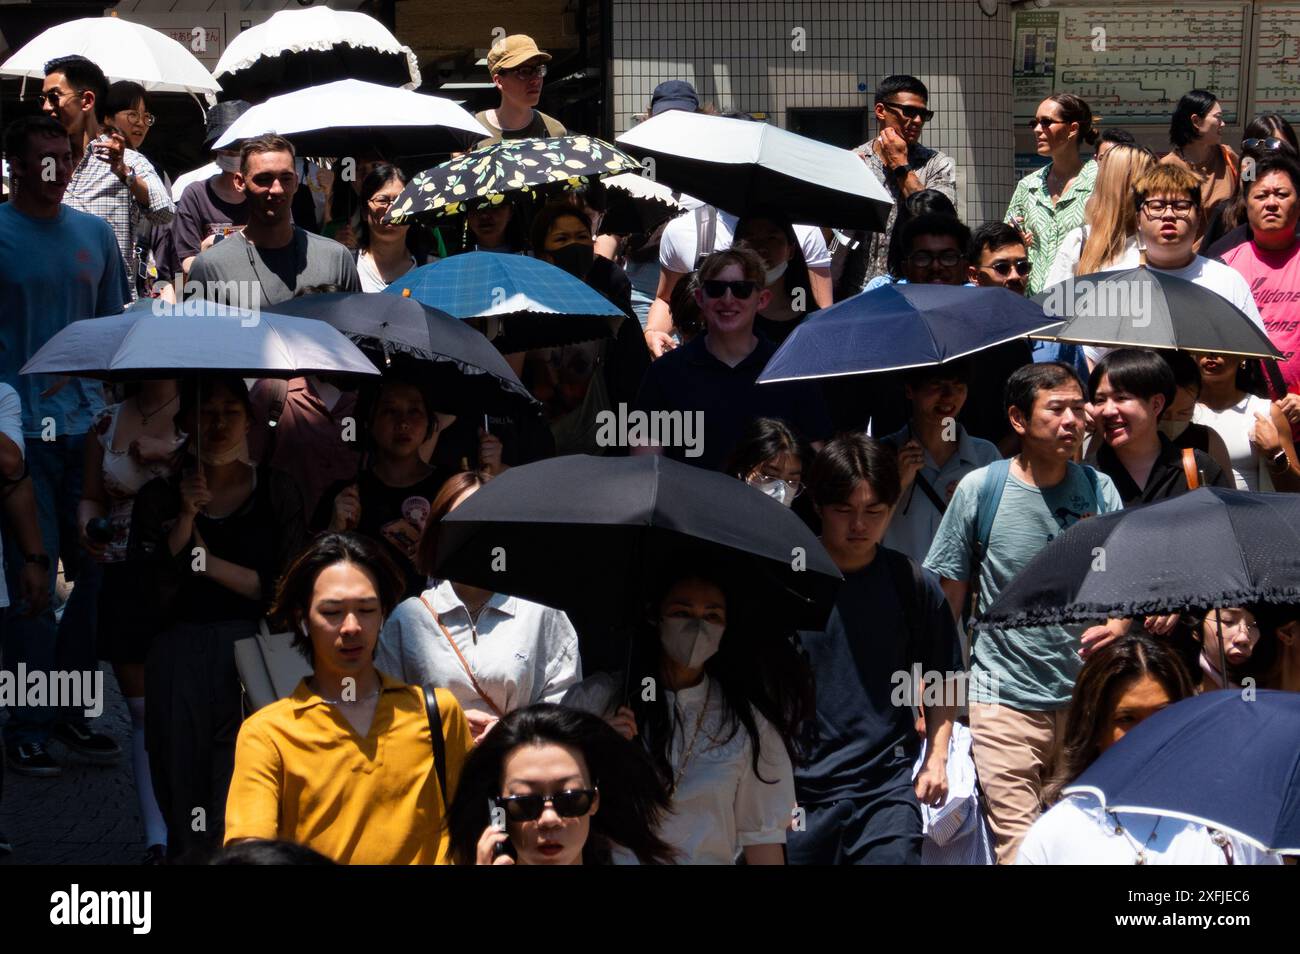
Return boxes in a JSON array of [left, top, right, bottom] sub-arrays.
[[701, 279, 757, 299], [881, 101, 934, 122], [908, 249, 964, 269], [986, 258, 1031, 277], [494, 789, 597, 822], [30, 89, 71, 108]]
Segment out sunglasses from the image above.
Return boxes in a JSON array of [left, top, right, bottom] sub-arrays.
[[985, 258, 1031, 277], [1029, 117, 1065, 129], [1242, 137, 1290, 153], [30, 89, 73, 108], [881, 101, 934, 122], [908, 249, 964, 269], [494, 789, 597, 822], [701, 279, 757, 299], [503, 64, 547, 80]]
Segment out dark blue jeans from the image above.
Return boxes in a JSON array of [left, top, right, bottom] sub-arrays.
[[787, 783, 923, 865], [1, 435, 101, 747]]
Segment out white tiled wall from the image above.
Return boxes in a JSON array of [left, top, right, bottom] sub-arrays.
[[609, 0, 1016, 224]]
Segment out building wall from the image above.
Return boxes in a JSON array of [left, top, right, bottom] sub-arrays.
[[396, 0, 577, 65], [609, 0, 1017, 225]]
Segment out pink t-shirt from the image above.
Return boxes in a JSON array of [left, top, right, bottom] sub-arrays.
[[1219, 237, 1300, 391]]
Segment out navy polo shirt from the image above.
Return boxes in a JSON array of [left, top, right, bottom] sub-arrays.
[[633, 333, 833, 471]]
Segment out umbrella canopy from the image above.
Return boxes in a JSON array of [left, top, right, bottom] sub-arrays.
[[1067, 690, 1300, 854], [384, 252, 621, 353], [1032, 267, 1282, 360], [213, 7, 420, 102], [615, 111, 893, 231], [435, 454, 843, 630], [598, 172, 687, 236], [978, 488, 1300, 630], [758, 283, 1061, 384], [269, 292, 538, 417], [386, 136, 641, 223], [20, 302, 379, 380], [210, 79, 487, 159], [0, 16, 220, 96]]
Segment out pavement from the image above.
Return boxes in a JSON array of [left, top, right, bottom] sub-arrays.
[[1, 666, 141, 865]]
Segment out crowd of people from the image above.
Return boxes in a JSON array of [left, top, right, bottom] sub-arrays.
[[1, 28, 1299, 866]]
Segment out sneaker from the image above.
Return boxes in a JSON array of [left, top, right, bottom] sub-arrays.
[[5, 741, 62, 777], [141, 844, 166, 865], [51, 723, 122, 763]]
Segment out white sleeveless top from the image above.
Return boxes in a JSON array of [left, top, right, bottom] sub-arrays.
[[1194, 394, 1275, 491]]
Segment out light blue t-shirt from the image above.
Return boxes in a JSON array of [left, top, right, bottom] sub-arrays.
[[0, 203, 128, 437], [923, 461, 1123, 710]]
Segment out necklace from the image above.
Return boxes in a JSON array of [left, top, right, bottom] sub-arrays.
[[137, 393, 177, 426], [1109, 811, 1161, 864], [668, 681, 712, 797]]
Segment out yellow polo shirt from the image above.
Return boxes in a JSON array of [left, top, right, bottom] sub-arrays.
[[225, 672, 472, 864]]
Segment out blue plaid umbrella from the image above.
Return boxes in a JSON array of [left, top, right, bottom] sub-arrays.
[[384, 251, 621, 352], [1067, 690, 1300, 855]]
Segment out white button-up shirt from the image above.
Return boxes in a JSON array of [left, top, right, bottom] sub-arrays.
[[377, 579, 580, 717]]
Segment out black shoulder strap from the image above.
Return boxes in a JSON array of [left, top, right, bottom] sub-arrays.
[[913, 473, 948, 515], [883, 547, 927, 669], [423, 685, 448, 807]]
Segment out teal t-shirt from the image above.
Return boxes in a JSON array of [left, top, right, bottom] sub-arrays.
[[923, 462, 1123, 710]]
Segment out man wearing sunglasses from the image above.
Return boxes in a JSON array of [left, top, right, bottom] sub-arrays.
[[475, 34, 566, 146], [832, 75, 956, 299], [42, 55, 172, 304], [633, 247, 832, 471]]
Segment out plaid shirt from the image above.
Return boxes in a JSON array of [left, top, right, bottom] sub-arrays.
[[64, 138, 174, 301]]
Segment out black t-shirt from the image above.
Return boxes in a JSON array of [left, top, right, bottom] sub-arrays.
[[754, 313, 806, 347], [1095, 434, 1232, 504], [794, 549, 963, 803], [313, 467, 453, 597], [172, 178, 250, 264], [633, 333, 834, 471]]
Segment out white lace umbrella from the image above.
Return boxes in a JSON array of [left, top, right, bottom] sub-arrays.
[[212, 79, 488, 158], [0, 16, 220, 96], [213, 7, 421, 102]]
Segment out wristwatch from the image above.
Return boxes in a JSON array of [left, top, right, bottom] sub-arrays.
[[1268, 448, 1289, 473], [25, 553, 50, 571], [123, 169, 137, 189], [889, 163, 911, 179]]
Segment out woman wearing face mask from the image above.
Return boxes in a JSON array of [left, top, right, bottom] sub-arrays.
[[225, 532, 474, 864], [1157, 351, 1234, 478], [129, 376, 306, 862], [733, 210, 820, 346], [1192, 352, 1300, 491], [447, 703, 676, 865], [725, 417, 809, 509], [1160, 90, 1240, 248], [563, 564, 811, 864], [379, 472, 581, 746], [521, 202, 651, 455], [313, 373, 455, 598], [1019, 633, 1278, 864]]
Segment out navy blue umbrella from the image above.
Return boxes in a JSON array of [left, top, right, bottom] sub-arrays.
[[757, 283, 1063, 384], [1067, 690, 1300, 855]]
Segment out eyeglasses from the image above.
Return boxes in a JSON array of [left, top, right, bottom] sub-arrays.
[[1141, 198, 1197, 218], [1242, 137, 1290, 153], [880, 101, 933, 123], [30, 89, 72, 108], [1029, 117, 1065, 129], [747, 473, 804, 499], [120, 110, 155, 127], [502, 64, 548, 80], [368, 194, 399, 209], [494, 789, 596, 822], [701, 279, 757, 299], [907, 249, 964, 269], [984, 258, 1031, 277]]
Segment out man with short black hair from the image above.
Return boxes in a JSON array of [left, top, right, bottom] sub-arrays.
[[0, 116, 127, 776], [188, 135, 359, 307], [968, 222, 1031, 295], [475, 34, 566, 145], [833, 75, 957, 297], [924, 362, 1123, 863], [43, 54, 172, 301], [788, 433, 960, 865]]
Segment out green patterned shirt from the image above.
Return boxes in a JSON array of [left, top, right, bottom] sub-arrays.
[[1004, 159, 1098, 295]]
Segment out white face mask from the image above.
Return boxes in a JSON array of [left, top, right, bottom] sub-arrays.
[[1159, 419, 1190, 440], [751, 477, 795, 507], [764, 260, 788, 285], [215, 153, 241, 173], [659, 617, 725, 670]]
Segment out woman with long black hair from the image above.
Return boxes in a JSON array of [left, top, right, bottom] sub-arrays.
[[563, 562, 811, 864], [447, 703, 675, 865]]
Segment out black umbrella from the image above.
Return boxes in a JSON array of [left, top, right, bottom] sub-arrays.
[[1031, 267, 1282, 360], [435, 454, 843, 631], [270, 292, 539, 418], [979, 488, 1300, 628]]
